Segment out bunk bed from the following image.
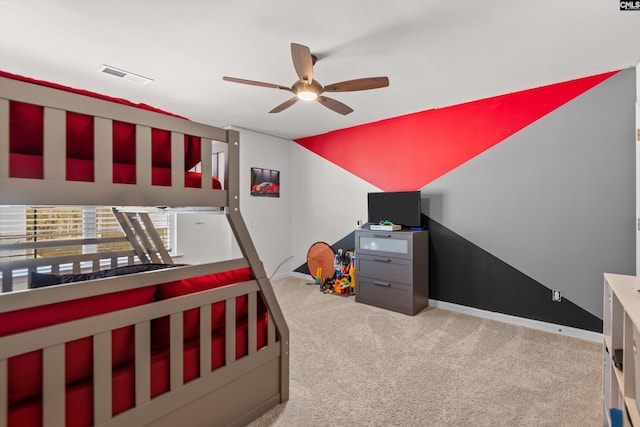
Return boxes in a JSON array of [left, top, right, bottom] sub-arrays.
[[0, 72, 289, 427]]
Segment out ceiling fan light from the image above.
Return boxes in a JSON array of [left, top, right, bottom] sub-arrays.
[[297, 90, 318, 101]]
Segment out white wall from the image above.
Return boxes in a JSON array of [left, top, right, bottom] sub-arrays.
[[289, 142, 378, 271], [175, 128, 292, 277], [235, 127, 293, 277], [175, 213, 240, 265]]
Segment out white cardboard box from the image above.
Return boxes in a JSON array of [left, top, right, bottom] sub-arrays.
[[369, 224, 401, 231]]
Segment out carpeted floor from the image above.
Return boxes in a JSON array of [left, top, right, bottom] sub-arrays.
[[248, 275, 603, 427]]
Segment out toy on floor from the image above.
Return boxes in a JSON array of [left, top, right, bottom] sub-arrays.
[[306, 241, 336, 285], [320, 249, 356, 296]]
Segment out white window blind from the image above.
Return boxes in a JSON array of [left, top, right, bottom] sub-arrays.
[[0, 205, 27, 261], [0, 206, 174, 262]]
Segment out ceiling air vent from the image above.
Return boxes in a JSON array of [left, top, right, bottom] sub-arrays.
[[99, 65, 153, 85]]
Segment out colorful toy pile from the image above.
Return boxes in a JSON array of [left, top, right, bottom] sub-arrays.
[[319, 249, 356, 296]]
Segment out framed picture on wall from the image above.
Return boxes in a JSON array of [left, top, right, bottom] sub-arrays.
[[250, 167, 280, 197]]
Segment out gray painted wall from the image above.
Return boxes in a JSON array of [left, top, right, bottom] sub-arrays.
[[424, 68, 636, 318], [226, 68, 636, 326]]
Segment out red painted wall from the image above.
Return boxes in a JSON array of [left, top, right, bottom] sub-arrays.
[[295, 71, 618, 191]]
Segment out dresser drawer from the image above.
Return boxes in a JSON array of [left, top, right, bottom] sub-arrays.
[[355, 230, 414, 259], [356, 253, 413, 284], [356, 276, 413, 314]]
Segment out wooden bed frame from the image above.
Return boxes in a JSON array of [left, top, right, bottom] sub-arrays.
[[0, 74, 289, 426]]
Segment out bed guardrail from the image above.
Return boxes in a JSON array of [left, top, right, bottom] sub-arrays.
[[0, 263, 281, 427], [0, 238, 136, 293], [0, 209, 173, 293], [0, 75, 230, 208]]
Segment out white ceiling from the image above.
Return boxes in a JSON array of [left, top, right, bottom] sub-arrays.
[[1, 0, 639, 141]]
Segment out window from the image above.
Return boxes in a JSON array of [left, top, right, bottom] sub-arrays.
[[0, 206, 174, 263]]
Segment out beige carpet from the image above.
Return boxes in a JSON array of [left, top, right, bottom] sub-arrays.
[[249, 276, 603, 427]]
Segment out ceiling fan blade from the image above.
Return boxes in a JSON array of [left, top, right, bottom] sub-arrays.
[[269, 97, 299, 113], [223, 76, 290, 91], [317, 96, 353, 115], [323, 77, 389, 93], [291, 43, 314, 84]]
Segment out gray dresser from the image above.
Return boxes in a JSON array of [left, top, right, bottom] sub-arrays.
[[355, 229, 429, 315]]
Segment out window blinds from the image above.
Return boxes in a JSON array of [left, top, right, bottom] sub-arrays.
[[0, 206, 173, 262]]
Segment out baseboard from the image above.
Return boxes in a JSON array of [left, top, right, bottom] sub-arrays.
[[428, 299, 602, 343]]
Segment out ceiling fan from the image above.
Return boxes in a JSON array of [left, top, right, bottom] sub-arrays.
[[223, 43, 389, 115]]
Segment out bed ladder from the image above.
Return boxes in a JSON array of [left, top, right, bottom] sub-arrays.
[[112, 208, 173, 265]]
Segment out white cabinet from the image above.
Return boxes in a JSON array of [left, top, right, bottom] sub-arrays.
[[603, 273, 640, 426]]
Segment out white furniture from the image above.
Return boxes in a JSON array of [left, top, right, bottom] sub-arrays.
[[603, 273, 640, 426], [355, 229, 428, 315]]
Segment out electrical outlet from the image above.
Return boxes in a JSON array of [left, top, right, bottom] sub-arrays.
[[552, 290, 562, 302]]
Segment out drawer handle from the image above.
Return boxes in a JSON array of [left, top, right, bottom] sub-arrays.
[[374, 258, 392, 263], [373, 281, 391, 287], [373, 234, 392, 238]]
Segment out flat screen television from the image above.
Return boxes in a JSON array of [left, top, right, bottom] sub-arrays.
[[367, 191, 422, 228]]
